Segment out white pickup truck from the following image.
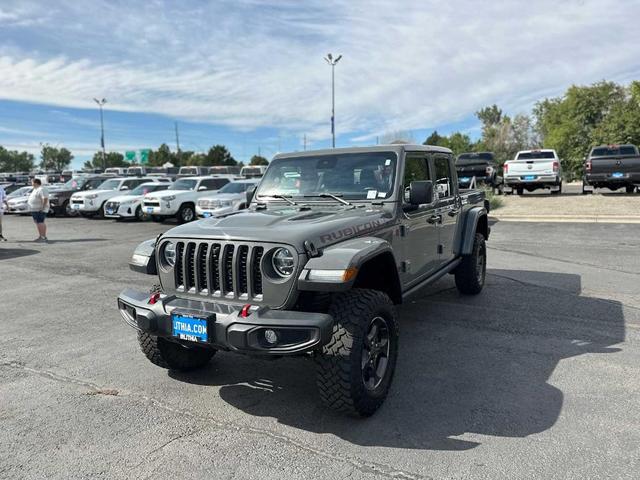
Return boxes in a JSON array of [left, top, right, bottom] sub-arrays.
[[503, 149, 563, 195], [70, 177, 168, 218], [142, 176, 230, 223]]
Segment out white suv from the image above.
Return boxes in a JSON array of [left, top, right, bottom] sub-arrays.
[[104, 182, 171, 220], [196, 179, 259, 218], [142, 176, 230, 223], [70, 177, 168, 217]]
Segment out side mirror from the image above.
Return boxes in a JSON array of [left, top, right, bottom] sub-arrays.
[[408, 180, 433, 205], [120, 186, 129, 190], [198, 186, 207, 191], [246, 185, 257, 204]]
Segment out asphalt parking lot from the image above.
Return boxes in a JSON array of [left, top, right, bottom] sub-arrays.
[[1, 215, 639, 479]]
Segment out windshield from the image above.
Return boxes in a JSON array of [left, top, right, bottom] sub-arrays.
[[8, 186, 31, 197], [591, 146, 637, 156], [516, 151, 555, 160], [180, 167, 198, 175], [96, 179, 121, 190], [62, 177, 87, 190], [457, 153, 494, 164], [219, 182, 255, 194], [256, 152, 397, 201], [168, 179, 197, 191], [129, 184, 167, 195]]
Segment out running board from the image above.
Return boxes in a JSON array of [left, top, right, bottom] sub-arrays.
[[402, 258, 462, 301]]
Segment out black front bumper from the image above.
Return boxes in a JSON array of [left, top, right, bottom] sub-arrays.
[[117, 289, 333, 355]]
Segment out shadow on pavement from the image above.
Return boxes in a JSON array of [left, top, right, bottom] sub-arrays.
[[170, 269, 625, 451], [0, 247, 40, 260], [44, 239, 108, 244]]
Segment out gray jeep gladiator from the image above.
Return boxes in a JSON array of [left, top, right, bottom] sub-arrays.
[[117, 145, 490, 417]]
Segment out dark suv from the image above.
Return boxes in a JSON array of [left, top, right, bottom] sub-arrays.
[[48, 175, 116, 216]]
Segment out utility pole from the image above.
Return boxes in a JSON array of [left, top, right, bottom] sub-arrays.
[[174, 121, 181, 164], [324, 53, 342, 148], [93, 98, 107, 169], [174, 122, 180, 152]]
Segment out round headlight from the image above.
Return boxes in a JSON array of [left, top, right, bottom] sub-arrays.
[[162, 241, 176, 268], [272, 248, 295, 277]]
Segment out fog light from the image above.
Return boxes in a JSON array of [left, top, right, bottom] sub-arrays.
[[264, 329, 278, 345]]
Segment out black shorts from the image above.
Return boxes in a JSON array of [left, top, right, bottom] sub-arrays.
[[32, 211, 46, 224]]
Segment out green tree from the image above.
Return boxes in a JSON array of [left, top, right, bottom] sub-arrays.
[[148, 143, 177, 167], [40, 144, 73, 171], [423, 130, 448, 147], [83, 151, 128, 170], [476, 104, 503, 127], [0, 147, 35, 172], [206, 145, 236, 166], [423, 131, 474, 156], [249, 155, 268, 166], [533, 80, 626, 177]]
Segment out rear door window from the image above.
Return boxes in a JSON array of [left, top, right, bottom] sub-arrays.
[[432, 155, 454, 199]]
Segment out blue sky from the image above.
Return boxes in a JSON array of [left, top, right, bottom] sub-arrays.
[[1, 0, 639, 169]]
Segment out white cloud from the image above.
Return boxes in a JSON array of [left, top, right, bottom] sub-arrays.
[[0, 0, 639, 141]]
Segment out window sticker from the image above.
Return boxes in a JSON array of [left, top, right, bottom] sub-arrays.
[[367, 190, 378, 199], [385, 159, 392, 166]]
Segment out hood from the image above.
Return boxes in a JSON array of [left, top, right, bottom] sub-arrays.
[[109, 194, 141, 203], [148, 189, 190, 199], [48, 188, 77, 196], [201, 193, 242, 202], [72, 189, 113, 198], [162, 205, 395, 252]]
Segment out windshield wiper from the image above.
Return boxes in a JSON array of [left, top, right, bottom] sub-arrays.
[[303, 193, 352, 206], [268, 194, 298, 206]]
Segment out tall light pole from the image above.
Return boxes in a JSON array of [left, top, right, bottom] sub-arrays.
[[324, 53, 342, 148], [93, 98, 107, 170]]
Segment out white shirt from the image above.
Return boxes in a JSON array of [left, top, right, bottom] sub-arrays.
[[28, 186, 48, 212]]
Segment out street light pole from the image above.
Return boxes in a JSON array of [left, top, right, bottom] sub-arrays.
[[324, 53, 342, 148], [93, 98, 107, 170]]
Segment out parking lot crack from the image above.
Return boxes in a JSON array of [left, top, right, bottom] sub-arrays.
[[1, 360, 431, 480]]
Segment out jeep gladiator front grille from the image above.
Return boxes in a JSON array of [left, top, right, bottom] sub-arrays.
[[172, 240, 264, 300]]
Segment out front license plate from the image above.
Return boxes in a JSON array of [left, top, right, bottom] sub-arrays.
[[106, 208, 114, 215], [73, 204, 80, 209], [171, 313, 210, 343], [612, 172, 624, 178], [459, 177, 470, 183], [203, 212, 211, 218], [146, 207, 154, 213], [524, 175, 536, 181]]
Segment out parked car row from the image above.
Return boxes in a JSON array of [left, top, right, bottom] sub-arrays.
[[455, 144, 640, 195], [1, 175, 260, 225]]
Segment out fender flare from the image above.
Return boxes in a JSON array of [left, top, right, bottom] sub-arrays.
[[456, 206, 488, 256], [298, 236, 398, 292]]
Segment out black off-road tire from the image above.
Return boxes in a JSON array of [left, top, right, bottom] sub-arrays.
[[551, 183, 562, 195], [454, 233, 486, 295], [135, 205, 144, 221], [315, 289, 398, 417], [178, 203, 195, 224], [625, 185, 636, 194], [137, 332, 215, 371], [151, 215, 164, 223], [516, 186, 524, 195]]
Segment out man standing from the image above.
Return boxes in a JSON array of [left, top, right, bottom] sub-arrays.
[[28, 178, 49, 242], [0, 184, 6, 241]]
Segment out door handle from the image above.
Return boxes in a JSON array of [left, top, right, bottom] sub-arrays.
[[448, 209, 460, 217], [427, 215, 442, 224]]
